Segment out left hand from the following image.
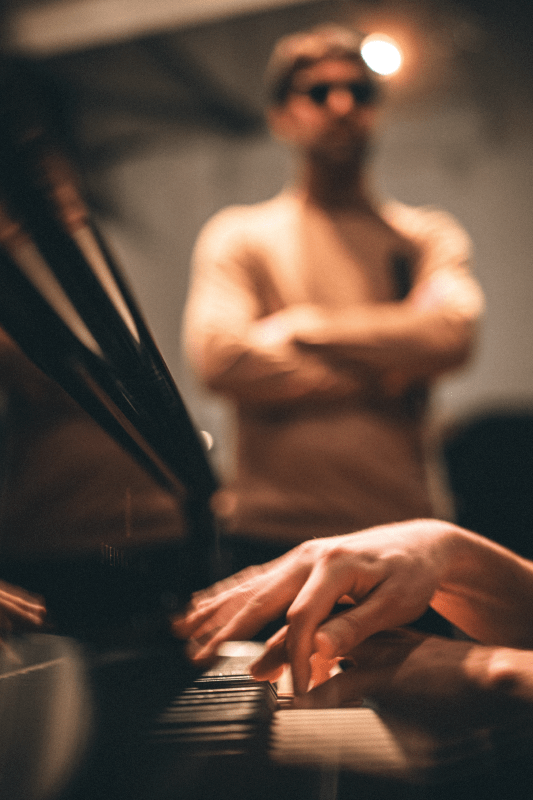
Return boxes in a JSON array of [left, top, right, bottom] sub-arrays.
[[290, 630, 533, 734]]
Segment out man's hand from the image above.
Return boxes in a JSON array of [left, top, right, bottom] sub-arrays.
[[173, 519, 453, 695]]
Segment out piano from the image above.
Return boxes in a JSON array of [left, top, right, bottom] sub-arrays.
[[1, 58, 532, 800]]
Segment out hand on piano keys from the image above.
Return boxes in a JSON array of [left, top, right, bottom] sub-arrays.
[[172, 519, 450, 696]]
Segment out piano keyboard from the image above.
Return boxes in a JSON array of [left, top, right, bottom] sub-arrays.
[[144, 645, 421, 800], [151, 673, 277, 755], [3, 635, 532, 800], [270, 707, 409, 777]]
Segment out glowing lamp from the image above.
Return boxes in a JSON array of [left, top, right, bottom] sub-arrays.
[[361, 34, 403, 76]]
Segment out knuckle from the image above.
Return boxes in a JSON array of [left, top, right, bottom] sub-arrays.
[[293, 539, 319, 560], [285, 602, 307, 626], [319, 544, 349, 567]]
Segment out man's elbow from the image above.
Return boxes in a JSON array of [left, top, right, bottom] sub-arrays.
[[432, 321, 479, 376], [444, 337, 475, 371], [190, 354, 234, 395]]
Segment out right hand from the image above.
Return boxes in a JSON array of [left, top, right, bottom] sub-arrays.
[[174, 519, 454, 695]]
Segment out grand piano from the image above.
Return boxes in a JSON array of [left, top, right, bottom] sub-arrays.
[[1, 59, 532, 800]]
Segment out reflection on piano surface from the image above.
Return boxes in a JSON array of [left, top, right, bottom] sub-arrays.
[[1, 57, 533, 800]]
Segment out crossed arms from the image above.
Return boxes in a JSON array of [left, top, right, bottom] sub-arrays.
[[183, 206, 484, 408]]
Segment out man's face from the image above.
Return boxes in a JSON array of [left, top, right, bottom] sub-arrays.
[[269, 57, 379, 165]]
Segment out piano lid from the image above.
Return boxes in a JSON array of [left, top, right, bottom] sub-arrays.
[[0, 58, 218, 638], [0, 57, 217, 510]]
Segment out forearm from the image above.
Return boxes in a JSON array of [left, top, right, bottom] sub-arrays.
[[431, 525, 533, 648], [185, 321, 361, 408], [291, 262, 484, 380], [295, 303, 476, 377]]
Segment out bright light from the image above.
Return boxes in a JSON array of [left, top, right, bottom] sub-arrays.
[[361, 34, 402, 76], [200, 430, 214, 450]]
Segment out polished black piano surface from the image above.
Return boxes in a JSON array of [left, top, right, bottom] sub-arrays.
[[1, 60, 533, 800]]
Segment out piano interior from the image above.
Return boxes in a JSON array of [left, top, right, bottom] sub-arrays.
[[1, 58, 533, 800]]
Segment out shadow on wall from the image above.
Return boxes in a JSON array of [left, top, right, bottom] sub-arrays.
[[442, 409, 533, 560]]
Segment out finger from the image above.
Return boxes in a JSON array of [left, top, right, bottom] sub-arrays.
[[174, 564, 282, 639], [175, 554, 308, 641], [176, 578, 261, 636], [308, 651, 341, 689], [185, 636, 224, 670], [188, 560, 313, 661], [284, 558, 364, 695], [172, 595, 231, 639], [314, 581, 433, 662], [0, 595, 46, 629], [252, 626, 341, 690], [251, 628, 289, 681], [0, 587, 46, 614], [251, 642, 287, 682], [189, 589, 286, 662], [266, 624, 289, 648]]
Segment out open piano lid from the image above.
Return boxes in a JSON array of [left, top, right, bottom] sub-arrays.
[[0, 58, 218, 621], [0, 60, 226, 800]]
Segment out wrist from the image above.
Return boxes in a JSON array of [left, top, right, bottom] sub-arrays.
[[428, 520, 472, 587]]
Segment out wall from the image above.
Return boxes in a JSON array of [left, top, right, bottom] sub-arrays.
[[50, 0, 533, 476]]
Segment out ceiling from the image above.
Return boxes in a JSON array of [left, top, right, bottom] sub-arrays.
[[2, 0, 532, 64], [3, 0, 324, 56], [1, 0, 532, 214]]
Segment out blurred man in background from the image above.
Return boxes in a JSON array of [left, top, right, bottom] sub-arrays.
[[183, 24, 484, 573]]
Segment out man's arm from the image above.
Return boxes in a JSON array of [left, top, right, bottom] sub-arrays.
[[282, 207, 485, 387], [289, 270, 483, 375], [183, 208, 363, 407]]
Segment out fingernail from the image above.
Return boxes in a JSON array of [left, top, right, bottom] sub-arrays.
[[186, 639, 213, 662]]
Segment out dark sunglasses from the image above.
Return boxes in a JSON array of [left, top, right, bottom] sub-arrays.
[[293, 81, 378, 106]]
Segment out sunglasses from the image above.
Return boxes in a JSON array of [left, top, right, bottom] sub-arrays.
[[293, 81, 378, 106]]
